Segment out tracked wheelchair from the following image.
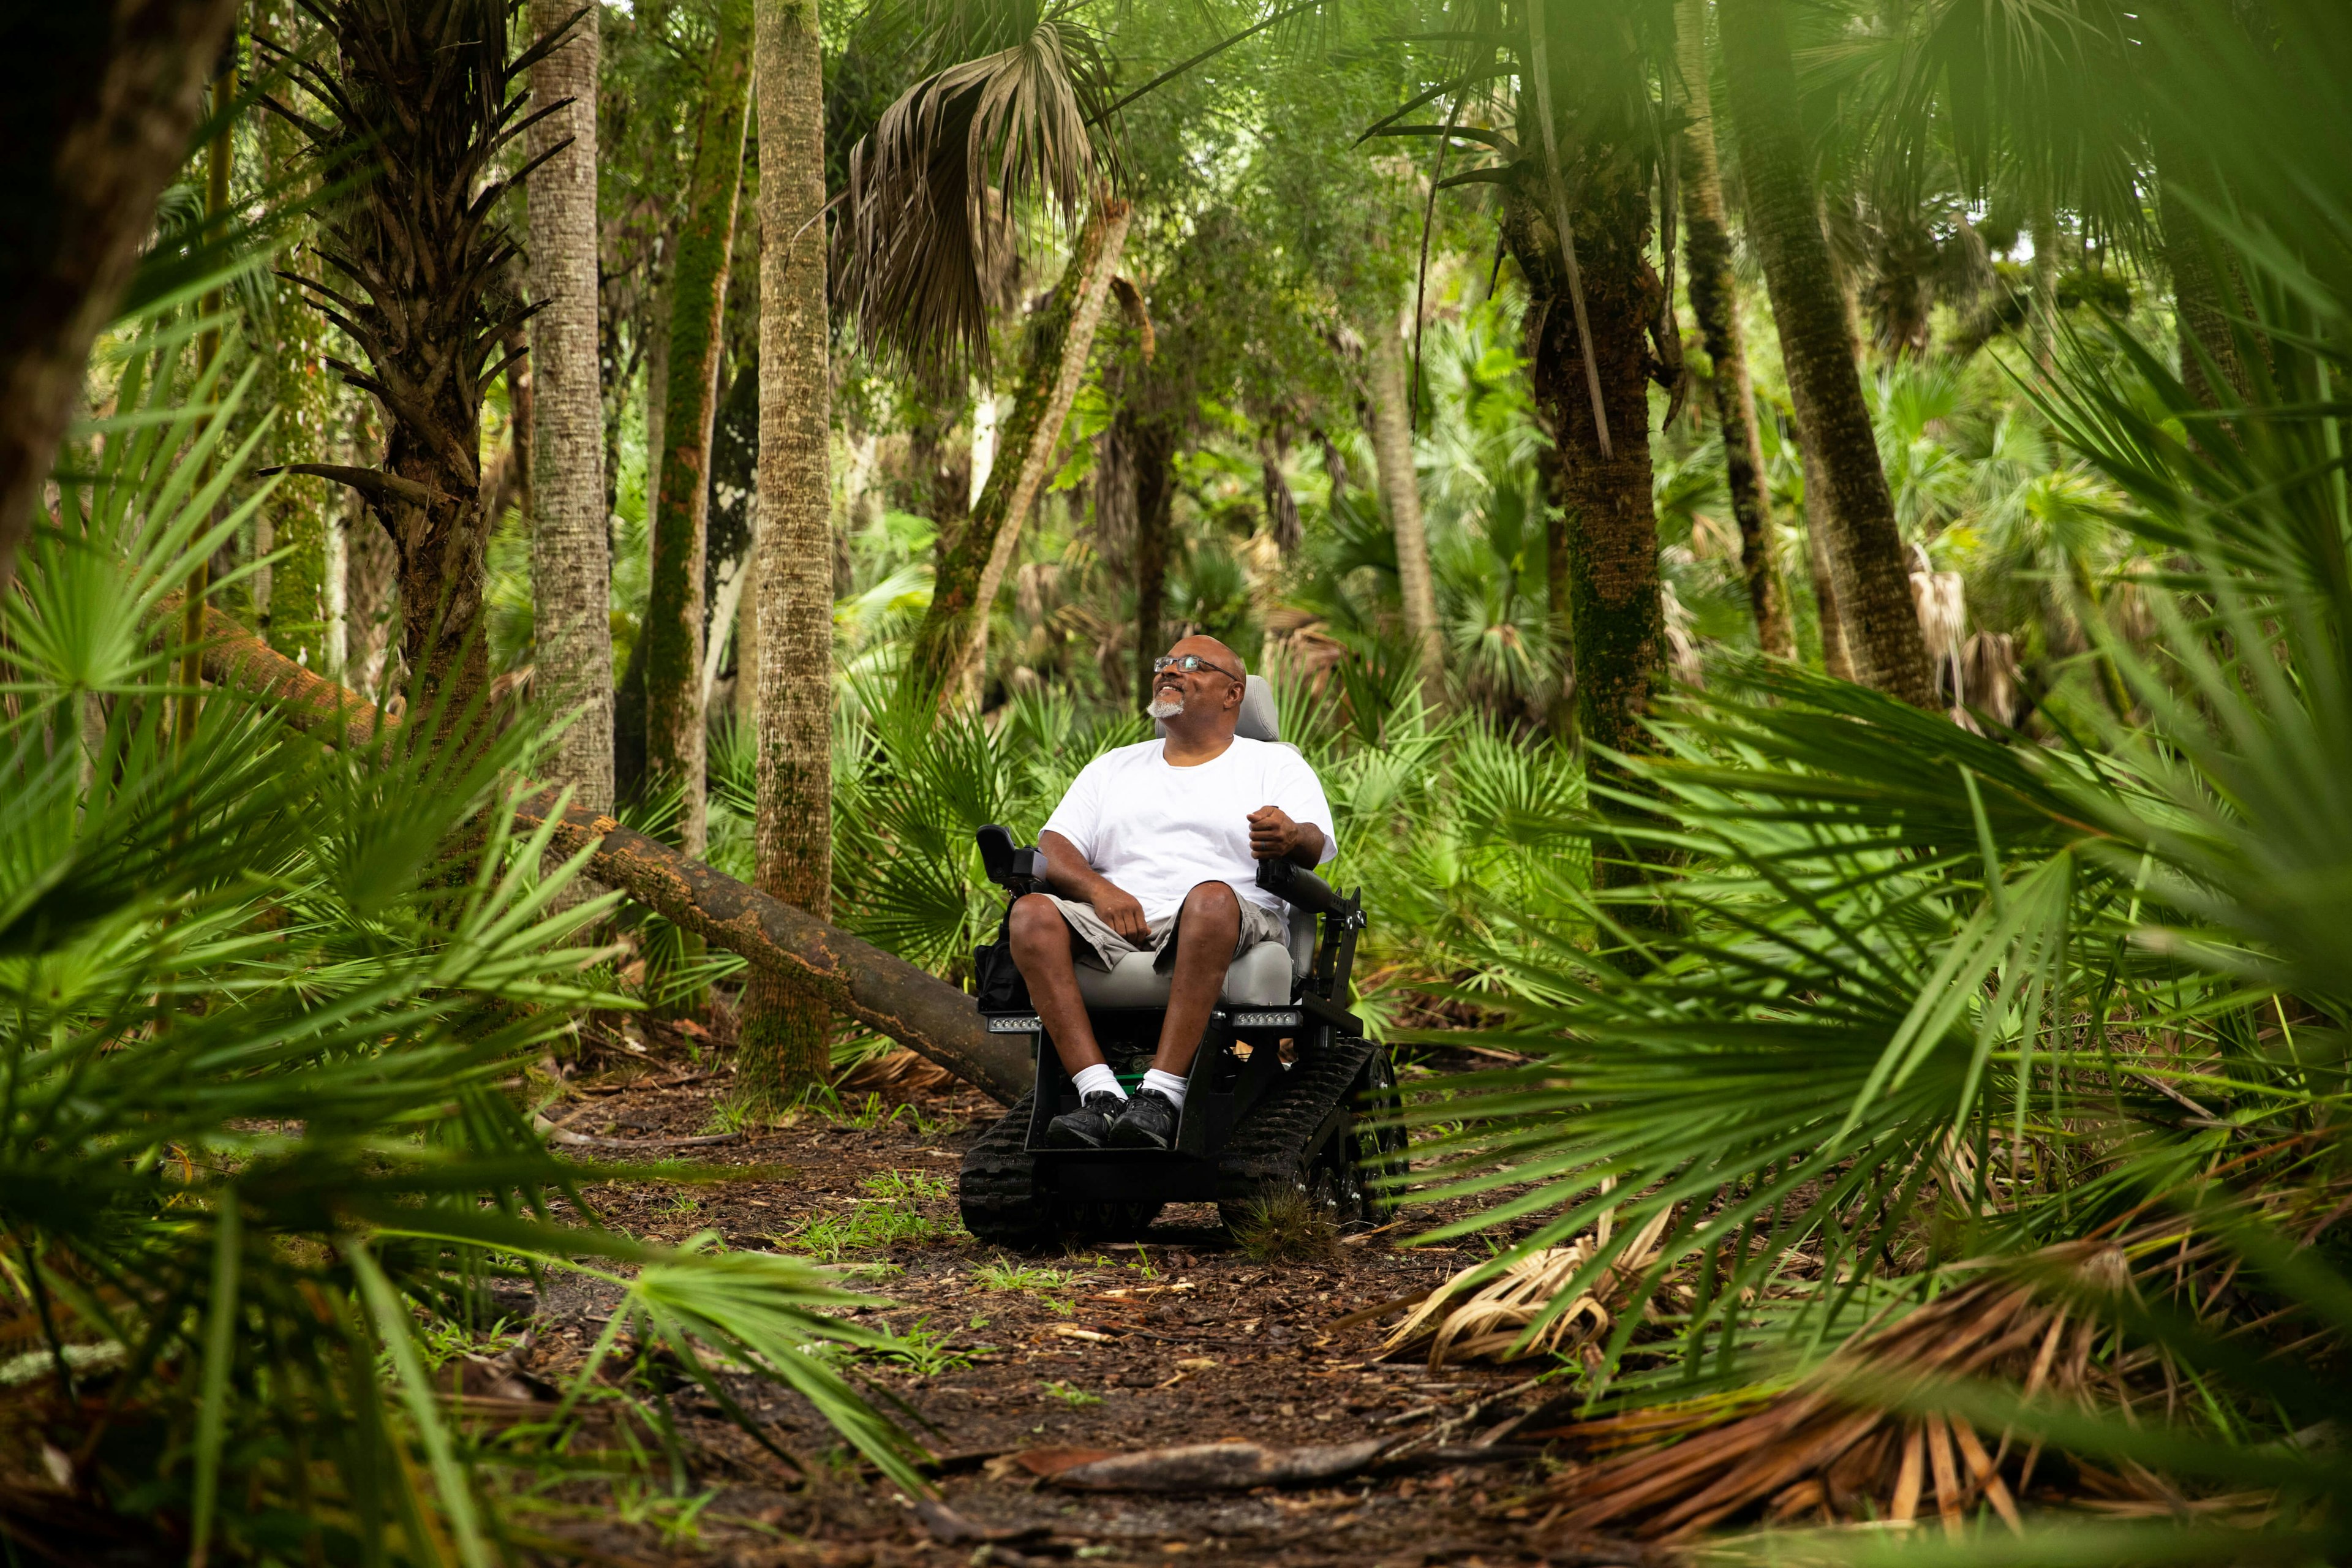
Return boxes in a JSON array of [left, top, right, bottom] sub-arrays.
[[956, 676, 1406, 1247]]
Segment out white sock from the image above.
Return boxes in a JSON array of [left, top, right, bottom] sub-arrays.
[[1141, 1068, 1189, 1111], [1072, 1063, 1126, 1101]]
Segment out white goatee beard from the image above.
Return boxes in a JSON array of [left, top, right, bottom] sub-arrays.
[[1146, 693, 1184, 720]]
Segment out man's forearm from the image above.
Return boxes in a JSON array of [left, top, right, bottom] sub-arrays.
[[1036, 831, 1115, 903], [1287, 824, 1327, 869]]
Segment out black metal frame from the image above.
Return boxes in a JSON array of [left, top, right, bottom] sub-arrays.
[[972, 825, 1366, 1209]]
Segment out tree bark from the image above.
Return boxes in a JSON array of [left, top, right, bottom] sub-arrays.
[[906, 199, 1132, 704], [0, 0, 242, 595], [1128, 406, 1177, 709], [643, 0, 752, 857], [1496, 75, 1664, 761], [1719, 0, 1937, 707], [1795, 432, 1856, 682], [1537, 442, 1575, 739], [1364, 322, 1444, 698], [1676, 0, 1792, 659], [2152, 130, 2249, 411], [2029, 190, 2059, 376], [742, 0, 838, 1106], [528, 0, 612, 821], [957, 203, 1132, 705]]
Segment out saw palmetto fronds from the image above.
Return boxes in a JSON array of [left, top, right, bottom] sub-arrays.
[[0, 296, 922, 1562], [1387, 1207, 1676, 1367]]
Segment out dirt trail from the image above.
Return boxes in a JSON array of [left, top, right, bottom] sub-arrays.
[[519, 1027, 1616, 1567]]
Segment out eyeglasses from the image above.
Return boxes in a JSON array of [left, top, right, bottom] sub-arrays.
[[1152, 652, 1243, 684]]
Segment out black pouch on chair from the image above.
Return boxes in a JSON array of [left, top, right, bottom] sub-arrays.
[[973, 937, 1031, 1011]]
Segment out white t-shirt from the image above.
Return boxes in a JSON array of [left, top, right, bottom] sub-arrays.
[[1041, 737, 1338, 921]]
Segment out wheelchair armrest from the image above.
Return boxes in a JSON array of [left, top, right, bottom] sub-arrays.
[[1254, 855, 1352, 920], [976, 824, 1046, 891]]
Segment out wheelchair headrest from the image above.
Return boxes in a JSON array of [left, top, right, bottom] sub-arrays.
[[1156, 674, 1281, 743]]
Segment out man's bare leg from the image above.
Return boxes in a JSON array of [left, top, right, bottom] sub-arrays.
[[1008, 893, 1107, 1075], [1154, 881, 1242, 1077]]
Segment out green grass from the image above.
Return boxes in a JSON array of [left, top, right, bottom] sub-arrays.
[[774, 1169, 962, 1261], [1040, 1379, 1102, 1407], [971, 1259, 1076, 1314]]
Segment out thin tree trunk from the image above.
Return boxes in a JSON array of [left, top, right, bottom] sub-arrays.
[[907, 199, 1132, 704], [1796, 431, 1855, 681], [956, 202, 1132, 704], [2029, 190, 2059, 375], [742, 0, 836, 1106], [527, 0, 611, 820], [0, 0, 242, 592], [1128, 407, 1177, 709], [1720, 0, 1937, 707], [1365, 322, 1444, 698], [1538, 442, 1575, 739], [643, 0, 752, 858], [1676, 0, 1792, 659], [1261, 429, 1300, 554]]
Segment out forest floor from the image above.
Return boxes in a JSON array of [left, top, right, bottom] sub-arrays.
[[507, 1011, 1629, 1568]]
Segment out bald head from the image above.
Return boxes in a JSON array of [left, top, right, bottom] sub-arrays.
[[1148, 633, 1248, 745]]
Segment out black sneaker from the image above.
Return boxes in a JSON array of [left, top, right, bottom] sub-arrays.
[[1046, 1090, 1127, 1149], [1106, 1087, 1180, 1150]]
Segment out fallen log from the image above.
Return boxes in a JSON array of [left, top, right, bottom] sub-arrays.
[[1027, 1438, 1394, 1491], [174, 599, 1027, 1103]]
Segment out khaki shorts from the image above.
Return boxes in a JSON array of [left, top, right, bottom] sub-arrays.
[[1036, 889, 1290, 975]]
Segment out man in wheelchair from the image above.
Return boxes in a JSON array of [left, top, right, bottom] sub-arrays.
[[1007, 634, 1338, 1153]]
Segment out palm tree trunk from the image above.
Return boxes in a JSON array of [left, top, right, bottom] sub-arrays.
[[1538, 442, 1577, 739], [1496, 165, 1664, 761], [741, 0, 835, 1106], [1796, 433, 1856, 682], [1365, 322, 1444, 698], [527, 0, 612, 820], [1128, 406, 1177, 709], [2029, 190, 2059, 375], [2152, 129, 2249, 410], [955, 201, 1133, 704], [1719, 0, 1937, 707], [907, 199, 1131, 704], [1676, 0, 1792, 659], [642, 0, 752, 858]]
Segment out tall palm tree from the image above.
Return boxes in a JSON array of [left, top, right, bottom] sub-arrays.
[[262, 0, 580, 709], [1675, 0, 1792, 659], [643, 0, 753, 856], [1718, 0, 1937, 706], [528, 0, 612, 821], [743, 0, 838, 1105], [839, 8, 1126, 703], [1387, 0, 1679, 760]]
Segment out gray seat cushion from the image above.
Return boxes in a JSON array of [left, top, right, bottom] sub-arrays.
[[1072, 939, 1297, 1009]]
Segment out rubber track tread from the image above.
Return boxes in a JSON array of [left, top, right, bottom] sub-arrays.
[[959, 1091, 1050, 1243], [1215, 1038, 1378, 1206]]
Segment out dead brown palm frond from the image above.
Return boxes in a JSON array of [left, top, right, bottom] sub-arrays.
[[1528, 1239, 2182, 1540], [840, 19, 1114, 382], [1385, 1207, 1676, 1366]]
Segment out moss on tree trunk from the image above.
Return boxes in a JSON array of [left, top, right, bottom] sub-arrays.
[[905, 201, 1129, 704], [642, 0, 752, 859]]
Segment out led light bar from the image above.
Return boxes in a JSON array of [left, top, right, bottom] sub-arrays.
[[986, 1015, 1042, 1033], [1230, 1009, 1302, 1029]]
